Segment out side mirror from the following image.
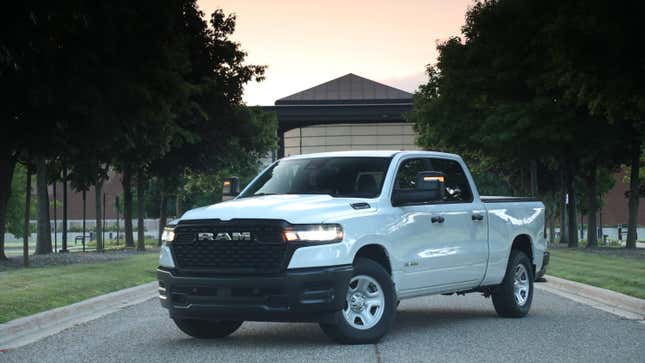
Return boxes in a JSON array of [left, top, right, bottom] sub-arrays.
[[392, 171, 445, 206], [222, 177, 240, 200]]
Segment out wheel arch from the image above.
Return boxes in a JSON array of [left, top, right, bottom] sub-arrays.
[[510, 234, 535, 275], [353, 243, 392, 275]]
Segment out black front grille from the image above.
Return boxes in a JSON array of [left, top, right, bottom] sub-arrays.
[[171, 219, 290, 274]]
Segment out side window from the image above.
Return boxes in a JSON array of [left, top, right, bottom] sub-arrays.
[[429, 158, 473, 202], [394, 158, 430, 190]]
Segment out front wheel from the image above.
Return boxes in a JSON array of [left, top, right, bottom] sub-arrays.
[[173, 319, 243, 339], [319, 258, 396, 344], [492, 250, 534, 317]]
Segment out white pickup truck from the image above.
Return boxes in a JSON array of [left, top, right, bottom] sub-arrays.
[[157, 150, 548, 344]]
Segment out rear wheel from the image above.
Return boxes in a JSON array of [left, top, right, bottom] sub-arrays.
[[319, 258, 396, 344], [492, 250, 533, 317], [173, 319, 243, 339]]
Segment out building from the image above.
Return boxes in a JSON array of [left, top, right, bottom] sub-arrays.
[[598, 170, 645, 226], [270, 73, 420, 157]]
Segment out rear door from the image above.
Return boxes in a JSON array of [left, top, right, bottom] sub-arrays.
[[424, 157, 487, 286]]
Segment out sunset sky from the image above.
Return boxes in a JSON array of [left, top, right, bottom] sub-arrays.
[[198, 0, 473, 105]]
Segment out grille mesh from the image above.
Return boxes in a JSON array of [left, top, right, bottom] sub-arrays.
[[171, 220, 288, 273]]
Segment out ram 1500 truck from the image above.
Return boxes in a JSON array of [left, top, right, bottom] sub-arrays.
[[158, 150, 547, 344]]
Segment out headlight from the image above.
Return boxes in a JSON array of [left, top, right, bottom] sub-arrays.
[[161, 227, 175, 244], [283, 224, 343, 244]]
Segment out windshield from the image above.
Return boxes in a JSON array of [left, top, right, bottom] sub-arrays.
[[240, 157, 392, 198]]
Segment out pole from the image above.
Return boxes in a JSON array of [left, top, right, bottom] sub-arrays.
[[82, 189, 86, 252], [53, 182, 57, 253]]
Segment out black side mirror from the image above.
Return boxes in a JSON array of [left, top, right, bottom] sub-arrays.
[[222, 177, 240, 199], [392, 171, 445, 206]]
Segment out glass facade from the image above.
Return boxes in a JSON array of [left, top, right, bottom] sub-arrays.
[[283, 122, 420, 156]]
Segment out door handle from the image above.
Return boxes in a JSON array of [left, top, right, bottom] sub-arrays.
[[431, 216, 445, 223], [472, 213, 484, 221]]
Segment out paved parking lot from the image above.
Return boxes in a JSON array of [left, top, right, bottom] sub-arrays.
[[2, 289, 643, 363]]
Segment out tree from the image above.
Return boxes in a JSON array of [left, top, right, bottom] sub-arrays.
[[410, 2, 578, 238], [148, 4, 274, 238], [35, 156, 52, 254], [0, 1, 274, 259], [410, 0, 632, 250], [23, 163, 32, 267], [544, 0, 645, 248], [122, 166, 135, 248]]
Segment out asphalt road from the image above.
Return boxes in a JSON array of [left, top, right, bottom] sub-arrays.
[[2, 289, 643, 363]]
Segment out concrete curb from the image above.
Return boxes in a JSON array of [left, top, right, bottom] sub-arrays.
[[536, 275, 645, 322], [0, 281, 158, 350]]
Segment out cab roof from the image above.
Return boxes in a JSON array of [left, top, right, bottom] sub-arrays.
[[282, 150, 460, 160]]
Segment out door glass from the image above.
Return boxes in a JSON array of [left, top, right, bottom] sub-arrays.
[[394, 158, 430, 190], [429, 158, 473, 202]]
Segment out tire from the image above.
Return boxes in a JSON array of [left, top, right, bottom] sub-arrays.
[[173, 319, 243, 339], [492, 250, 534, 317], [319, 258, 396, 344]]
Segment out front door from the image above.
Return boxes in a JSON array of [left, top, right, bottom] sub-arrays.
[[391, 157, 487, 293]]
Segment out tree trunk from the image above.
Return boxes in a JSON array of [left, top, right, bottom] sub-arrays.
[[95, 179, 103, 252], [82, 189, 86, 252], [122, 165, 134, 248], [626, 138, 641, 249], [23, 165, 32, 267], [61, 167, 68, 252], [0, 154, 17, 260], [175, 193, 182, 217], [549, 192, 556, 245], [53, 182, 57, 252], [136, 169, 145, 251], [529, 160, 538, 197], [35, 157, 52, 254], [586, 161, 598, 248], [567, 160, 578, 247], [158, 188, 167, 247], [598, 205, 603, 243], [559, 164, 569, 245]]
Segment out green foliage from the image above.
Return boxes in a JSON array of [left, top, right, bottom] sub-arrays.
[[410, 0, 638, 205], [0, 1, 276, 257], [5, 164, 37, 238], [621, 146, 645, 197]]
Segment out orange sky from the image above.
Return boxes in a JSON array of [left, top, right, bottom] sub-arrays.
[[198, 0, 473, 105]]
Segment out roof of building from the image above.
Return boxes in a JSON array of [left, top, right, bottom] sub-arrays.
[[275, 73, 413, 105]]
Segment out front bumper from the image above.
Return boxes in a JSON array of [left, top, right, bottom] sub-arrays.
[[157, 265, 352, 323]]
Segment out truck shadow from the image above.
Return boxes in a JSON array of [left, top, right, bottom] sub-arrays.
[[392, 308, 497, 331], [168, 308, 498, 348]]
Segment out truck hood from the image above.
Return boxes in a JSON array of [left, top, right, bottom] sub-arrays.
[[179, 194, 374, 224]]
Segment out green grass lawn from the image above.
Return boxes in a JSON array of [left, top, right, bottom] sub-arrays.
[[548, 249, 645, 299], [0, 253, 158, 323]]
